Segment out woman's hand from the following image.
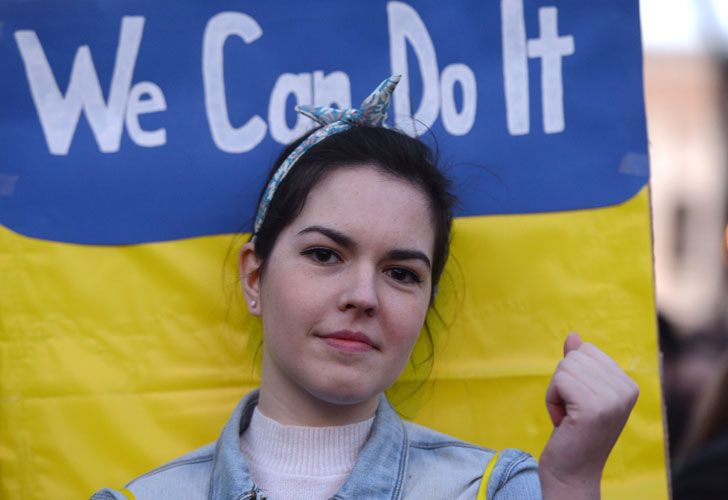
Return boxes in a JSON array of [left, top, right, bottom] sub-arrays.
[[539, 333, 639, 500]]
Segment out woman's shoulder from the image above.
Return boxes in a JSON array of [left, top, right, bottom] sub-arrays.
[[402, 421, 541, 499], [404, 420, 495, 452], [90, 442, 217, 500]]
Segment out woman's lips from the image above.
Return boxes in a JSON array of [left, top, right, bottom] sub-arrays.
[[318, 330, 376, 352]]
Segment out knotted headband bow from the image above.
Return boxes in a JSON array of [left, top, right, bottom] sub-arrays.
[[252, 75, 401, 240]]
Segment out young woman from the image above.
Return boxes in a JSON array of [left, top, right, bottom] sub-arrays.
[[93, 76, 639, 500]]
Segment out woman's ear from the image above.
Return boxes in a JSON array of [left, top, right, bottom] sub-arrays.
[[239, 242, 262, 316]]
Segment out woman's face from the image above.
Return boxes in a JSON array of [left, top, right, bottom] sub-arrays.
[[248, 166, 435, 412]]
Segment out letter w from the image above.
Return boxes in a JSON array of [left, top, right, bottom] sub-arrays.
[[14, 17, 144, 155]]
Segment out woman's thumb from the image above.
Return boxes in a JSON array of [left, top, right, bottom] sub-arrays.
[[563, 332, 583, 357]]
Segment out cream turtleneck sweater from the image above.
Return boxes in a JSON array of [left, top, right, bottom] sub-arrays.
[[239, 407, 374, 500]]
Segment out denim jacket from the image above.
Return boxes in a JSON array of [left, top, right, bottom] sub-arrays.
[[92, 390, 541, 499]]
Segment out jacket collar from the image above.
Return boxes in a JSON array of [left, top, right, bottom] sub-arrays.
[[208, 390, 259, 500], [208, 390, 408, 500], [332, 395, 408, 499]]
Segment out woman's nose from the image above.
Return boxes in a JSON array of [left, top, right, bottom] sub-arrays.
[[337, 267, 379, 316]]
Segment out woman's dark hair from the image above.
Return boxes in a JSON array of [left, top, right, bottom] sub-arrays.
[[252, 125, 455, 303]]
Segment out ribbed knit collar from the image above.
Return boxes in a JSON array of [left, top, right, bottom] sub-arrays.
[[240, 407, 374, 477]]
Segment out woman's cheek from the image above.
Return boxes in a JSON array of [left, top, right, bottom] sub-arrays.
[[384, 294, 429, 346]]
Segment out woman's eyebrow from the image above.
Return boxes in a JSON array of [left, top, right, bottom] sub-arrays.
[[296, 226, 430, 268], [297, 225, 356, 249], [385, 249, 431, 269]]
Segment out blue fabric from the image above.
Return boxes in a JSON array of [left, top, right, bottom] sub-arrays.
[[91, 390, 541, 499], [1, 1, 647, 245]]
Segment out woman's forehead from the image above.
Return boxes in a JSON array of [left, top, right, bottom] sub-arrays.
[[290, 167, 435, 251]]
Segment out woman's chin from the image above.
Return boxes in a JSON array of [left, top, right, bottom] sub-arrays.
[[306, 379, 387, 408]]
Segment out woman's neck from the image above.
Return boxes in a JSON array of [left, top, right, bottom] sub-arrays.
[[258, 354, 380, 427]]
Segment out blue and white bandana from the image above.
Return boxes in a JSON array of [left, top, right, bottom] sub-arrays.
[[252, 75, 401, 239]]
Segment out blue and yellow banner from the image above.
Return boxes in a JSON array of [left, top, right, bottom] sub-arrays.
[[0, 1, 666, 498]]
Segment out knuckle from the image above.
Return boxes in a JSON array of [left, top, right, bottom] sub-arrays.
[[566, 350, 586, 364], [630, 379, 640, 394], [555, 359, 564, 373], [581, 342, 597, 353], [552, 370, 567, 385], [623, 378, 640, 400], [556, 358, 571, 372], [629, 384, 640, 405]]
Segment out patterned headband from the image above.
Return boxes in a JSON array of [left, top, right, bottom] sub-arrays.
[[252, 75, 401, 240]]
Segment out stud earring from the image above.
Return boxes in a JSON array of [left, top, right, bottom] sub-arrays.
[[250, 300, 257, 308]]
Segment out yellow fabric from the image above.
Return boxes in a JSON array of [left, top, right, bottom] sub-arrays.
[[477, 451, 500, 500], [0, 187, 667, 499], [120, 488, 136, 500]]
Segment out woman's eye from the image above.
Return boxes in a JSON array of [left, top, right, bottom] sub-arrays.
[[386, 267, 422, 284], [302, 248, 341, 265]]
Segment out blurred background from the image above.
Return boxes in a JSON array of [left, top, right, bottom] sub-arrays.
[[641, 0, 728, 496]]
